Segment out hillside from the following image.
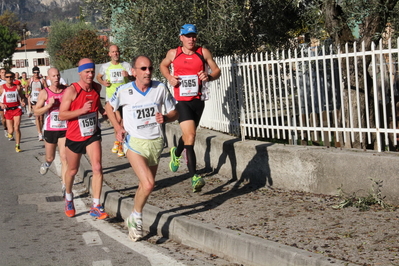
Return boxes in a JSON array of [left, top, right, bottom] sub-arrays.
[[1, 0, 86, 37]]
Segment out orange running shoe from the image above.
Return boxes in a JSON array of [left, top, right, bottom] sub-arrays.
[[117, 143, 125, 157], [65, 198, 75, 218], [90, 204, 108, 220], [111, 141, 119, 153]]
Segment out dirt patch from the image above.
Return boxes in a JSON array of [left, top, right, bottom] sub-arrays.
[[101, 125, 399, 266]]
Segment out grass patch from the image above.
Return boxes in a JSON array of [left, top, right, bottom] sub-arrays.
[[332, 178, 394, 211]]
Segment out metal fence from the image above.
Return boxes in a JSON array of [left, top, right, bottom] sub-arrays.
[[200, 38, 399, 152]]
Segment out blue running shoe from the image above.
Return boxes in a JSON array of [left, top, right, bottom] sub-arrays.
[[90, 204, 108, 220], [65, 199, 75, 218]]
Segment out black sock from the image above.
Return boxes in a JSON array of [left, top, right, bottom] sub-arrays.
[[175, 137, 185, 157], [184, 145, 196, 176]]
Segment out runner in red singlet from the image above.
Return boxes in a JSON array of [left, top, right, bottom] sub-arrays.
[[59, 58, 108, 220], [160, 24, 221, 192], [0, 68, 7, 137], [0, 71, 26, 152]]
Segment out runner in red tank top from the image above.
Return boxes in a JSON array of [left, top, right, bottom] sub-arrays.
[[59, 58, 108, 220], [0, 71, 26, 152], [160, 24, 221, 193]]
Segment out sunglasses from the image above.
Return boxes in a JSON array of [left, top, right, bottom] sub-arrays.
[[137, 66, 153, 71], [33, 71, 40, 74], [5, 76, 13, 78]]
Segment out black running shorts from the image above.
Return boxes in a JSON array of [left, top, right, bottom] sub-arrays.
[[65, 129, 102, 154], [43, 130, 66, 144], [176, 98, 205, 126]]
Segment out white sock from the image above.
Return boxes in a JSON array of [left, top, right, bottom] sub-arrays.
[[132, 210, 142, 218], [93, 198, 100, 206], [65, 193, 73, 201]]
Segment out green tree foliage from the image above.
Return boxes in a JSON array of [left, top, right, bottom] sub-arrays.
[[0, 24, 20, 69], [0, 10, 27, 39], [47, 21, 108, 71], [300, 0, 399, 48], [82, 0, 305, 77], [56, 29, 109, 70]]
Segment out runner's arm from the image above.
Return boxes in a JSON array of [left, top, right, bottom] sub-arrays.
[[34, 89, 51, 116], [105, 102, 126, 142], [160, 49, 180, 87], [202, 48, 221, 82], [96, 72, 109, 87]]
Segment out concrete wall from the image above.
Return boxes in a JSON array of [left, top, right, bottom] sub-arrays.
[[165, 123, 399, 205], [60, 64, 106, 99]]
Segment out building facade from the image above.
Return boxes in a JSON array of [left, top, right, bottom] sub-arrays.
[[11, 37, 50, 77]]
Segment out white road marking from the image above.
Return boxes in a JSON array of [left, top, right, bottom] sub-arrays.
[[92, 260, 113, 266], [73, 195, 187, 266], [83, 231, 103, 246]]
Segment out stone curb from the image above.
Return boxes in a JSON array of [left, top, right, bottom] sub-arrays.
[[73, 148, 354, 266]]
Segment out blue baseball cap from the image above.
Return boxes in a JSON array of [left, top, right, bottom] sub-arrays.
[[180, 24, 198, 36]]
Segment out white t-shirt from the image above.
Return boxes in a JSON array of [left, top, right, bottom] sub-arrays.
[[108, 81, 176, 140], [0, 80, 5, 103]]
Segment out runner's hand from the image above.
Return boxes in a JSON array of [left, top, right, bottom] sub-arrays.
[[81, 100, 93, 114], [116, 127, 126, 142]]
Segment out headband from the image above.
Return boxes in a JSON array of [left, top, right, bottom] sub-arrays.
[[78, 62, 95, 73]]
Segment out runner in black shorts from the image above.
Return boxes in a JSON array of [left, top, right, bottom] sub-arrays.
[[160, 24, 221, 192], [34, 67, 68, 197], [65, 130, 102, 154], [43, 130, 66, 144], [176, 98, 205, 125]]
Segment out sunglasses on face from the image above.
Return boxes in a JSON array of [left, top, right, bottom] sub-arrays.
[[138, 66, 153, 71], [5, 76, 13, 78], [33, 71, 39, 74]]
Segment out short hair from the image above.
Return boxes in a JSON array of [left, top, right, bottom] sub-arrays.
[[5, 70, 15, 77], [131, 55, 152, 68], [32, 66, 40, 72]]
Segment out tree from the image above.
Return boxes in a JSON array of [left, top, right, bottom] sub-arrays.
[[47, 21, 108, 70], [301, 0, 399, 149], [56, 29, 109, 69], [0, 24, 19, 69], [0, 10, 27, 39], [82, 0, 305, 78]]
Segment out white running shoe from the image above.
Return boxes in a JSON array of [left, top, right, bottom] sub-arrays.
[[40, 162, 49, 175], [125, 215, 143, 242]]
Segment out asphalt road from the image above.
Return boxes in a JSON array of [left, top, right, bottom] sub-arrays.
[[0, 114, 190, 266]]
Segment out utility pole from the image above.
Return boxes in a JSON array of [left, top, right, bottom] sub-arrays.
[[23, 28, 28, 76]]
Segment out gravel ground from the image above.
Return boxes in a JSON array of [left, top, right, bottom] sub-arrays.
[[100, 124, 399, 266]]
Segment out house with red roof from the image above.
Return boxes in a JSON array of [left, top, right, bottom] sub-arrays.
[[11, 37, 50, 77]]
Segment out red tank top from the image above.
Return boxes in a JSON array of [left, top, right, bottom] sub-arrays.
[[1, 84, 20, 108], [44, 86, 67, 131], [66, 82, 100, 141], [172, 46, 205, 101]]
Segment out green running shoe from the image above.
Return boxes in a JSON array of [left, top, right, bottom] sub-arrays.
[[169, 147, 181, 172], [191, 174, 205, 193]]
